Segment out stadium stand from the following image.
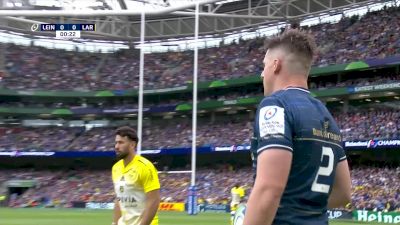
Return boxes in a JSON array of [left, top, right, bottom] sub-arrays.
[[0, 107, 398, 151], [0, 70, 399, 109], [1, 6, 400, 91], [0, 3, 399, 221], [5, 167, 399, 212], [0, 117, 253, 151]]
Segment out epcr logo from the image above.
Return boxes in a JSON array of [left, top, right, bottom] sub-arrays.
[[263, 107, 277, 120], [367, 140, 378, 148]]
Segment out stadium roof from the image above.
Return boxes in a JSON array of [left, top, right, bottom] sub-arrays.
[[0, 0, 393, 41]]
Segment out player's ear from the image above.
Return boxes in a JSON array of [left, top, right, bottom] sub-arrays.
[[273, 58, 282, 74], [132, 141, 137, 150]]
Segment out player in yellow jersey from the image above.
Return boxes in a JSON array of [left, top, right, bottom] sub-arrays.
[[112, 126, 160, 225], [230, 183, 245, 224]]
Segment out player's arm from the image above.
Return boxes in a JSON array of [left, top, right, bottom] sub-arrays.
[[140, 189, 161, 225], [328, 159, 351, 208], [243, 149, 292, 225], [139, 162, 161, 225], [113, 198, 121, 225]]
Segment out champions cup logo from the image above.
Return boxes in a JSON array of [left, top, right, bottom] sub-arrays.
[[367, 140, 378, 148], [31, 24, 39, 32], [264, 107, 277, 120]]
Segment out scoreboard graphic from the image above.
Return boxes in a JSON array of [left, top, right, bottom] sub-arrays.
[[31, 23, 96, 39]]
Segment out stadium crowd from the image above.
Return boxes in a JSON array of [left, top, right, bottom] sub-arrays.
[[0, 71, 399, 110], [351, 167, 400, 211], [335, 108, 400, 141], [1, 6, 400, 90], [309, 73, 400, 90], [0, 118, 253, 151], [4, 167, 399, 212], [0, 107, 398, 151]]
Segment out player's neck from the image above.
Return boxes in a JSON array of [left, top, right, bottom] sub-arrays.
[[277, 77, 308, 91], [123, 153, 135, 167]]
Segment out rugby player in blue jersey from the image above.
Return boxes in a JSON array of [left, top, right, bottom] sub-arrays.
[[243, 29, 352, 225]]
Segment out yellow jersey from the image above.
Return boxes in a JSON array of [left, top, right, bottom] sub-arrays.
[[230, 187, 245, 204], [112, 155, 160, 225]]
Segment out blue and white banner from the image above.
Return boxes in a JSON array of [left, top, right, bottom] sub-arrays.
[[214, 145, 250, 152], [344, 139, 400, 149], [0, 139, 398, 157], [348, 82, 400, 93]]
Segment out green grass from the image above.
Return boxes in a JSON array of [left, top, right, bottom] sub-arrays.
[[0, 208, 384, 225]]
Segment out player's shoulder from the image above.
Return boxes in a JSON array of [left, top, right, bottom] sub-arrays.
[[258, 91, 291, 117], [135, 155, 156, 170], [112, 159, 124, 174], [259, 94, 281, 107], [112, 159, 124, 169], [258, 88, 295, 108]]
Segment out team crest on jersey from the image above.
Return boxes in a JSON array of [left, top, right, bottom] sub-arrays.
[[259, 106, 285, 137], [128, 169, 139, 182], [324, 121, 329, 130], [120, 185, 124, 193]]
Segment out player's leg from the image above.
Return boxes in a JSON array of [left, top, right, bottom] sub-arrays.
[[232, 203, 246, 225], [230, 202, 238, 225]]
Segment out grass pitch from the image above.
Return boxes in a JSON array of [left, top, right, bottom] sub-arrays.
[[0, 208, 383, 225]]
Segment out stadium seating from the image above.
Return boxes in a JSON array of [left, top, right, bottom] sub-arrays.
[[0, 108, 398, 151], [5, 167, 399, 211], [1, 6, 400, 90], [0, 5, 399, 215]]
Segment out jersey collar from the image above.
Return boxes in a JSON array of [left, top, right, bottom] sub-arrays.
[[123, 155, 138, 172], [285, 87, 310, 93]]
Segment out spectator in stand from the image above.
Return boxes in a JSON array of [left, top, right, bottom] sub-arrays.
[[3, 167, 399, 212], [0, 107, 398, 151], [1, 6, 400, 91]]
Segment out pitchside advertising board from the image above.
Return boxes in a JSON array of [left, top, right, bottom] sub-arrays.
[[354, 210, 400, 224], [327, 210, 353, 220], [1, 139, 399, 158], [344, 139, 400, 149], [233, 208, 353, 225], [84, 202, 400, 224], [348, 82, 400, 93], [85, 202, 185, 211]]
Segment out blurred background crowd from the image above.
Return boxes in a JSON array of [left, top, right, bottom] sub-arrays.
[[0, 107, 398, 151], [3, 167, 399, 212], [0, 6, 400, 91]]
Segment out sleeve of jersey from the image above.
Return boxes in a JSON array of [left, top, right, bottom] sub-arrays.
[[337, 147, 347, 162], [239, 188, 245, 197], [140, 163, 161, 193], [256, 97, 293, 154]]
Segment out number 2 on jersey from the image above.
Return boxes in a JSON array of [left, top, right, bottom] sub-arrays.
[[311, 146, 334, 194]]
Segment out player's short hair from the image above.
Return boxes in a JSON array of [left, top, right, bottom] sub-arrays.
[[115, 126, 139, 143], [265, 29, 317, 70]]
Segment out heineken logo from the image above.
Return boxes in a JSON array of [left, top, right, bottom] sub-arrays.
[[355, 210, 400, 223]]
